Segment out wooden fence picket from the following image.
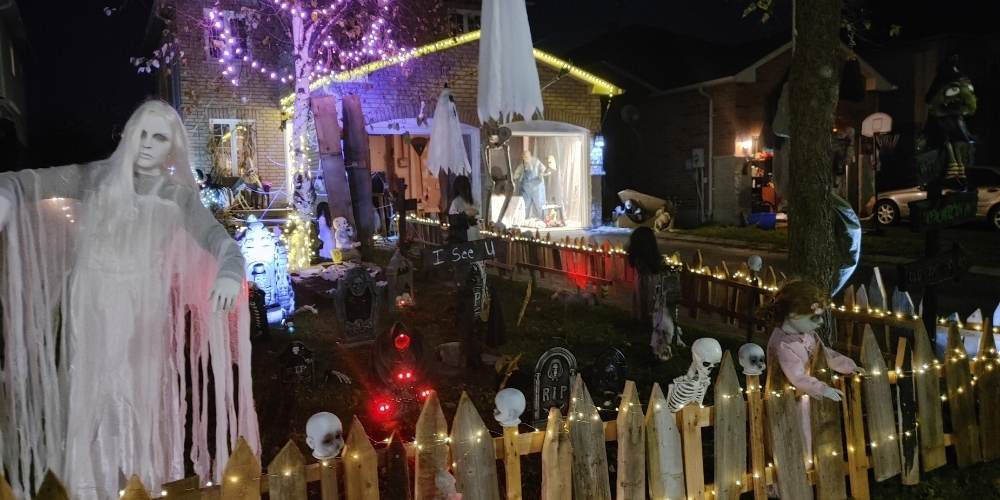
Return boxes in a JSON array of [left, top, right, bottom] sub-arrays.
[[713, 353, 746, 500], [645, 383, 685, 500], [911, 323, 946, 471], [0, 474, 13, 500], [764, 367, 812, 500], [976, 319, 1000, 461], [679, 404, 705, 500], [568, 375, 611, 500], [119, 476, 151, 500], [810, 354, 847, 500], [894, 338, 920, 486], [267, 440, 307, 500], [415, 392, 450, 500], [541, 407, 572, 500], [945, 322, 983, 466], [744, 374, 767, 500], [34, 471, 69, 500], [450, 392, 500, 500], [860, 326, 902, 481], [221, 437, 261, 500], [160, 476, 200, 500], [840, 375, 869, 500], [615, 381, 645, 500], [319, 459, 340, 500], [383, 432, 410, 500], [343, 416, 379, 500]]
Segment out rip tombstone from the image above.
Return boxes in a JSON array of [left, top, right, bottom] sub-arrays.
[[533, 347, 578, 422], [280, 341, 315, 385], [334, 266, 381, 344]]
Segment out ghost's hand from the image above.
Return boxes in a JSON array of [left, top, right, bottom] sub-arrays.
[[821, 386, 845, 402], [210, 277, 242, 312]]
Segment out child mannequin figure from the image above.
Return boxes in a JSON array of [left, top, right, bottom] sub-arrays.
[[760, 281, 864, 459]]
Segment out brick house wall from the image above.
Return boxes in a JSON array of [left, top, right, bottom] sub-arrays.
[[165, 1, 606, 205], [168, 0, 287, 196]]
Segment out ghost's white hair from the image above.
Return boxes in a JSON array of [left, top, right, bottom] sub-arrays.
[[104, 99, 196, 197]]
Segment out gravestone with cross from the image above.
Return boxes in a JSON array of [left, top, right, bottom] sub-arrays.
[[532, 347, 578, 423]]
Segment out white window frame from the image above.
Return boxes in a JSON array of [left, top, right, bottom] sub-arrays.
[[450, 8, 481, 33], [209, 118, 256, 177]]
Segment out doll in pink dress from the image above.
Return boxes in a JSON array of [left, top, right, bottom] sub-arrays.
[[761, 281, 865, 461]]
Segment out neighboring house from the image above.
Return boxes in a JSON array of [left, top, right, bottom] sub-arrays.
[[640, 39, 895, 225], [0, 0, 28, 169], [576, 30, 895, 226], [158, 0, 622, 229]]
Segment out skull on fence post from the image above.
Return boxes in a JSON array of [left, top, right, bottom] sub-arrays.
[[691, 337, 723, 380], [305, 412, 345, 460], [737, 343, 766, 376]]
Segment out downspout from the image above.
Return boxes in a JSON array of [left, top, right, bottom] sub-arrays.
[[698, 86, 713, 222]]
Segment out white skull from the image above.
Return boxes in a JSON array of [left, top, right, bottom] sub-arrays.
[[747, 255, 763, 272], [493, 388, 526, 428], [305, 412, 344, 460], [691, 338, 723, 379], [738, 343, 766, 376]]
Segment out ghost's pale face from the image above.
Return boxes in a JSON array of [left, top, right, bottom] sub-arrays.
[[521, 150, 531, 163], [135, 114, 174, 173], [786, 310, 824, 333]]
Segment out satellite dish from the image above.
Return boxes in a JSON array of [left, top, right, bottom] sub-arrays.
[[620, 104, 640, 124], [861, 112, 892, 137]]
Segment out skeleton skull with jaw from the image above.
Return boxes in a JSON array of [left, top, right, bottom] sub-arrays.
[[666, 337, 723, 412], [738, 343, 766, 376], [305, 412, 344, 460], [493, 388, 526, 428], [690, 337, 723, 380]]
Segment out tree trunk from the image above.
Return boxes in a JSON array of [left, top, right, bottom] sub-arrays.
[[291, 13, 315, 215], [787, 0, 844, 293]]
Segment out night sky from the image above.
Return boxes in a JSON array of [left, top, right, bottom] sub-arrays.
[[14, 0, 998, 170]]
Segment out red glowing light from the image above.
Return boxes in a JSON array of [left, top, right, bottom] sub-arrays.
[[372, 397, 393, 419], [394, 332, 411, 351], [418, 388, 434, 400], [394, 369, 416, 383]]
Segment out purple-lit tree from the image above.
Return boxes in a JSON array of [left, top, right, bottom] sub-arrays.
[[130, 0, 446, 209]]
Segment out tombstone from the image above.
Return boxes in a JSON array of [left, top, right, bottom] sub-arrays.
[[533, 347, 578, 422], [248, 283, 271, 340], [240, 215, 295, 322], [592, 348, 629, 408], [334, 266, 380, 344], [280, 341, 315, 384], [386, 248, 415, 308]]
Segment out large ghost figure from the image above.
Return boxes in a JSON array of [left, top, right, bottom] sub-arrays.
[[0, 100, 259, 498]]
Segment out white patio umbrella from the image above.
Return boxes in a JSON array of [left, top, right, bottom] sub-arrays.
[[427, 88, 471, 176], [478, 0, 543, 123]]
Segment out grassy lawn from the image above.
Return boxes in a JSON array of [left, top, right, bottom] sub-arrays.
[[674, 224, 1000, 268], [249, 247, 1000, 498]]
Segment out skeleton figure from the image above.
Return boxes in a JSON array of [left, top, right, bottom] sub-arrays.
[[738, 343, 766, 376], [305, 412, 344, 460], [666, 338, 722, 412]]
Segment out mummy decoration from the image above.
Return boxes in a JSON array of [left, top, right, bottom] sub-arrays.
[[666, 338, 722, 412], [494, 388, 526, 427], [738, 343, 766, 376], [305, 412, 344, 460], [239, 215, 294, 322]]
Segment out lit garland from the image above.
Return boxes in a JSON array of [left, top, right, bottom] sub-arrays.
[[280, 210, 314, 271], [279, 29, 625, 112]]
